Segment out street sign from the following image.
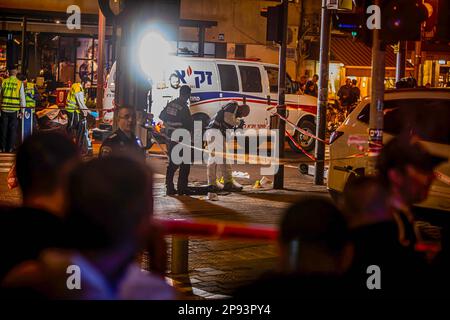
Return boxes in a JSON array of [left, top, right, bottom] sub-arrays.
[[326, 0, 353, 11]]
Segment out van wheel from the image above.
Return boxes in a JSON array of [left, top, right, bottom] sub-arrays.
[[288, 120, 316, 153]]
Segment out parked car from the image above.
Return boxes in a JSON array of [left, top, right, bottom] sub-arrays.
[[327, 88, 450, 212], [102, 58, 318, 152]]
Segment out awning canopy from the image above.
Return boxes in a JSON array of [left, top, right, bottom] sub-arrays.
[[330, 37, 398, 68]]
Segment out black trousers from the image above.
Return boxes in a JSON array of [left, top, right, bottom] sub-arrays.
[[166, 140, 191, 192], [0, 111, 19, 152], [66, 111, 80, 140]]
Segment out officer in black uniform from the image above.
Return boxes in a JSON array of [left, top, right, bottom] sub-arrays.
[[99, 105, 145, 162], [159, 85, 193, 195]]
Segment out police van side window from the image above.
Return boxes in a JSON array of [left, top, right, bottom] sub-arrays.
[[265, 67, 279, 93], [218, 64, 239, 92], [239, 66, 262, 93], [264, 66, 294, 94]]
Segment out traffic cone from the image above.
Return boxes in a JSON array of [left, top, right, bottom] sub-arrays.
[[253, 180, 262, 189]]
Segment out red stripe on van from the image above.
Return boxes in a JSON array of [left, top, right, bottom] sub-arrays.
[[192, 97, 317, 114]]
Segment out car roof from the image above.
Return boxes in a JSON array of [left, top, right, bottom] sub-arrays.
[[362, 88, 450, 101]]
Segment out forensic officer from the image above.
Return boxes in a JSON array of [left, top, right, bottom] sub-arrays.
[[99, 105, 145, 162], [0, 67, 26, 152], [159, 85, 193, 195], [205, 101, 250, 192]]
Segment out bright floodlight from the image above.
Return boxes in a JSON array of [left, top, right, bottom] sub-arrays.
[[138, 31, 172, 80]]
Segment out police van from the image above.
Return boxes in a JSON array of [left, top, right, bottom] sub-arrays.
[[103, 58, 318, 152]]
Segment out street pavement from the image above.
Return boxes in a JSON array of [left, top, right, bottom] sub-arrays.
[[140, 150, 330, 299], [0, 144, 331, 299]]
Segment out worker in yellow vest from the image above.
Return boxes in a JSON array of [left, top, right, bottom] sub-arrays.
[[24, 79, 39, 109], [21, 75, 40, 133], [65, 81, 89, 139], [0, 67, 26, 153]]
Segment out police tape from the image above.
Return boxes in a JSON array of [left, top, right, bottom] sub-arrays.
[[155, 218, 278, 240], [435, 171, 450, 186], [285, 130, 316, 162], [151, 129, 368, 166], [267, 106, 328, 144]]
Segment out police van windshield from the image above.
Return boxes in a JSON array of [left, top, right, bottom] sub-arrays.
[[265, 66, 296, 94]]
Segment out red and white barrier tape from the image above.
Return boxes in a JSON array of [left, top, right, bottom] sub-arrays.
[[435, 171, 450, 186], [267, 106, 328, 145], [156, 218, 278, 241]]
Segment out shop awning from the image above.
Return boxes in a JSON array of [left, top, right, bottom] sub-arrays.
[[330, 37, 416, 77], [330, 37, 397, 68]]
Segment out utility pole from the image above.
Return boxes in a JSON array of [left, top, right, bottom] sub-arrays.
[[20, 17, 27, 75], [414, 39, 422, 85], [314, 0, 331, 185], [96, 8, 106, 114], [273, 0, 288, 190], [395, 40, 406, 82], [367, 0, 385, 176]]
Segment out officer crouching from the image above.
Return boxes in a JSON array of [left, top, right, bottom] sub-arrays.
[[99, 105, 145, 163], [159, 85, 193, 196]]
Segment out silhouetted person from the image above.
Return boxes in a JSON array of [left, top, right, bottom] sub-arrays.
[[234, 197, 353, 299], [343, 176, 430, 298], [304, 74, 318, 97], [159, 85, 193, 195], [376, 134, 446, 250], [338, 78, 352, 107], [349, 79, 360, 105], [0, 132, 79, 284], [2, 157, 176, 300], [299, 75, 307, 93]]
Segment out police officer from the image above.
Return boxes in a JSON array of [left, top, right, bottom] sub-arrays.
[[205, 101, 250, 192], [99, 105, 145, 162], [65, 81, 89, 140], [0, 67, 26, 152], [159, 85, 193, 195], [24, 78, 39, 109], [22, 75, 40, 132]]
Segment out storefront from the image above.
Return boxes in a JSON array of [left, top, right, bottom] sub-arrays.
[[329, 37, 414, 98]]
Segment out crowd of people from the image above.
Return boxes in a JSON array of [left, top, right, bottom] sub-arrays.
[[298, 74, 319, 97], [235, 134, 448, 299], [0, 131, 177, 299], [0, 66, 94, 155], [0, 70, 448, 300]]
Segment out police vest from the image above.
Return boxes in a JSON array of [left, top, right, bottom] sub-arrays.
[[25, 82, 36, 108], [1, 76, 22, 111], [66, 83, 84, 113], [160, 99, 185, 131]]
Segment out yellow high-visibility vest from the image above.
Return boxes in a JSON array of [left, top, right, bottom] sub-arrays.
[[25, 82, 36, 108], [66, 83, 84, 113], [1, 76, 22, 111]]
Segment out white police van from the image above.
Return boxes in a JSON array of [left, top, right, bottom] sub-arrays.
[[103, 58, 318, 152]]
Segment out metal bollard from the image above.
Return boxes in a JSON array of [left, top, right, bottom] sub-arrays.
[[171, 236, 189, 274]]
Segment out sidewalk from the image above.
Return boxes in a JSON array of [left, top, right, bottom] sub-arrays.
[[151, 157, 329, 299]]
